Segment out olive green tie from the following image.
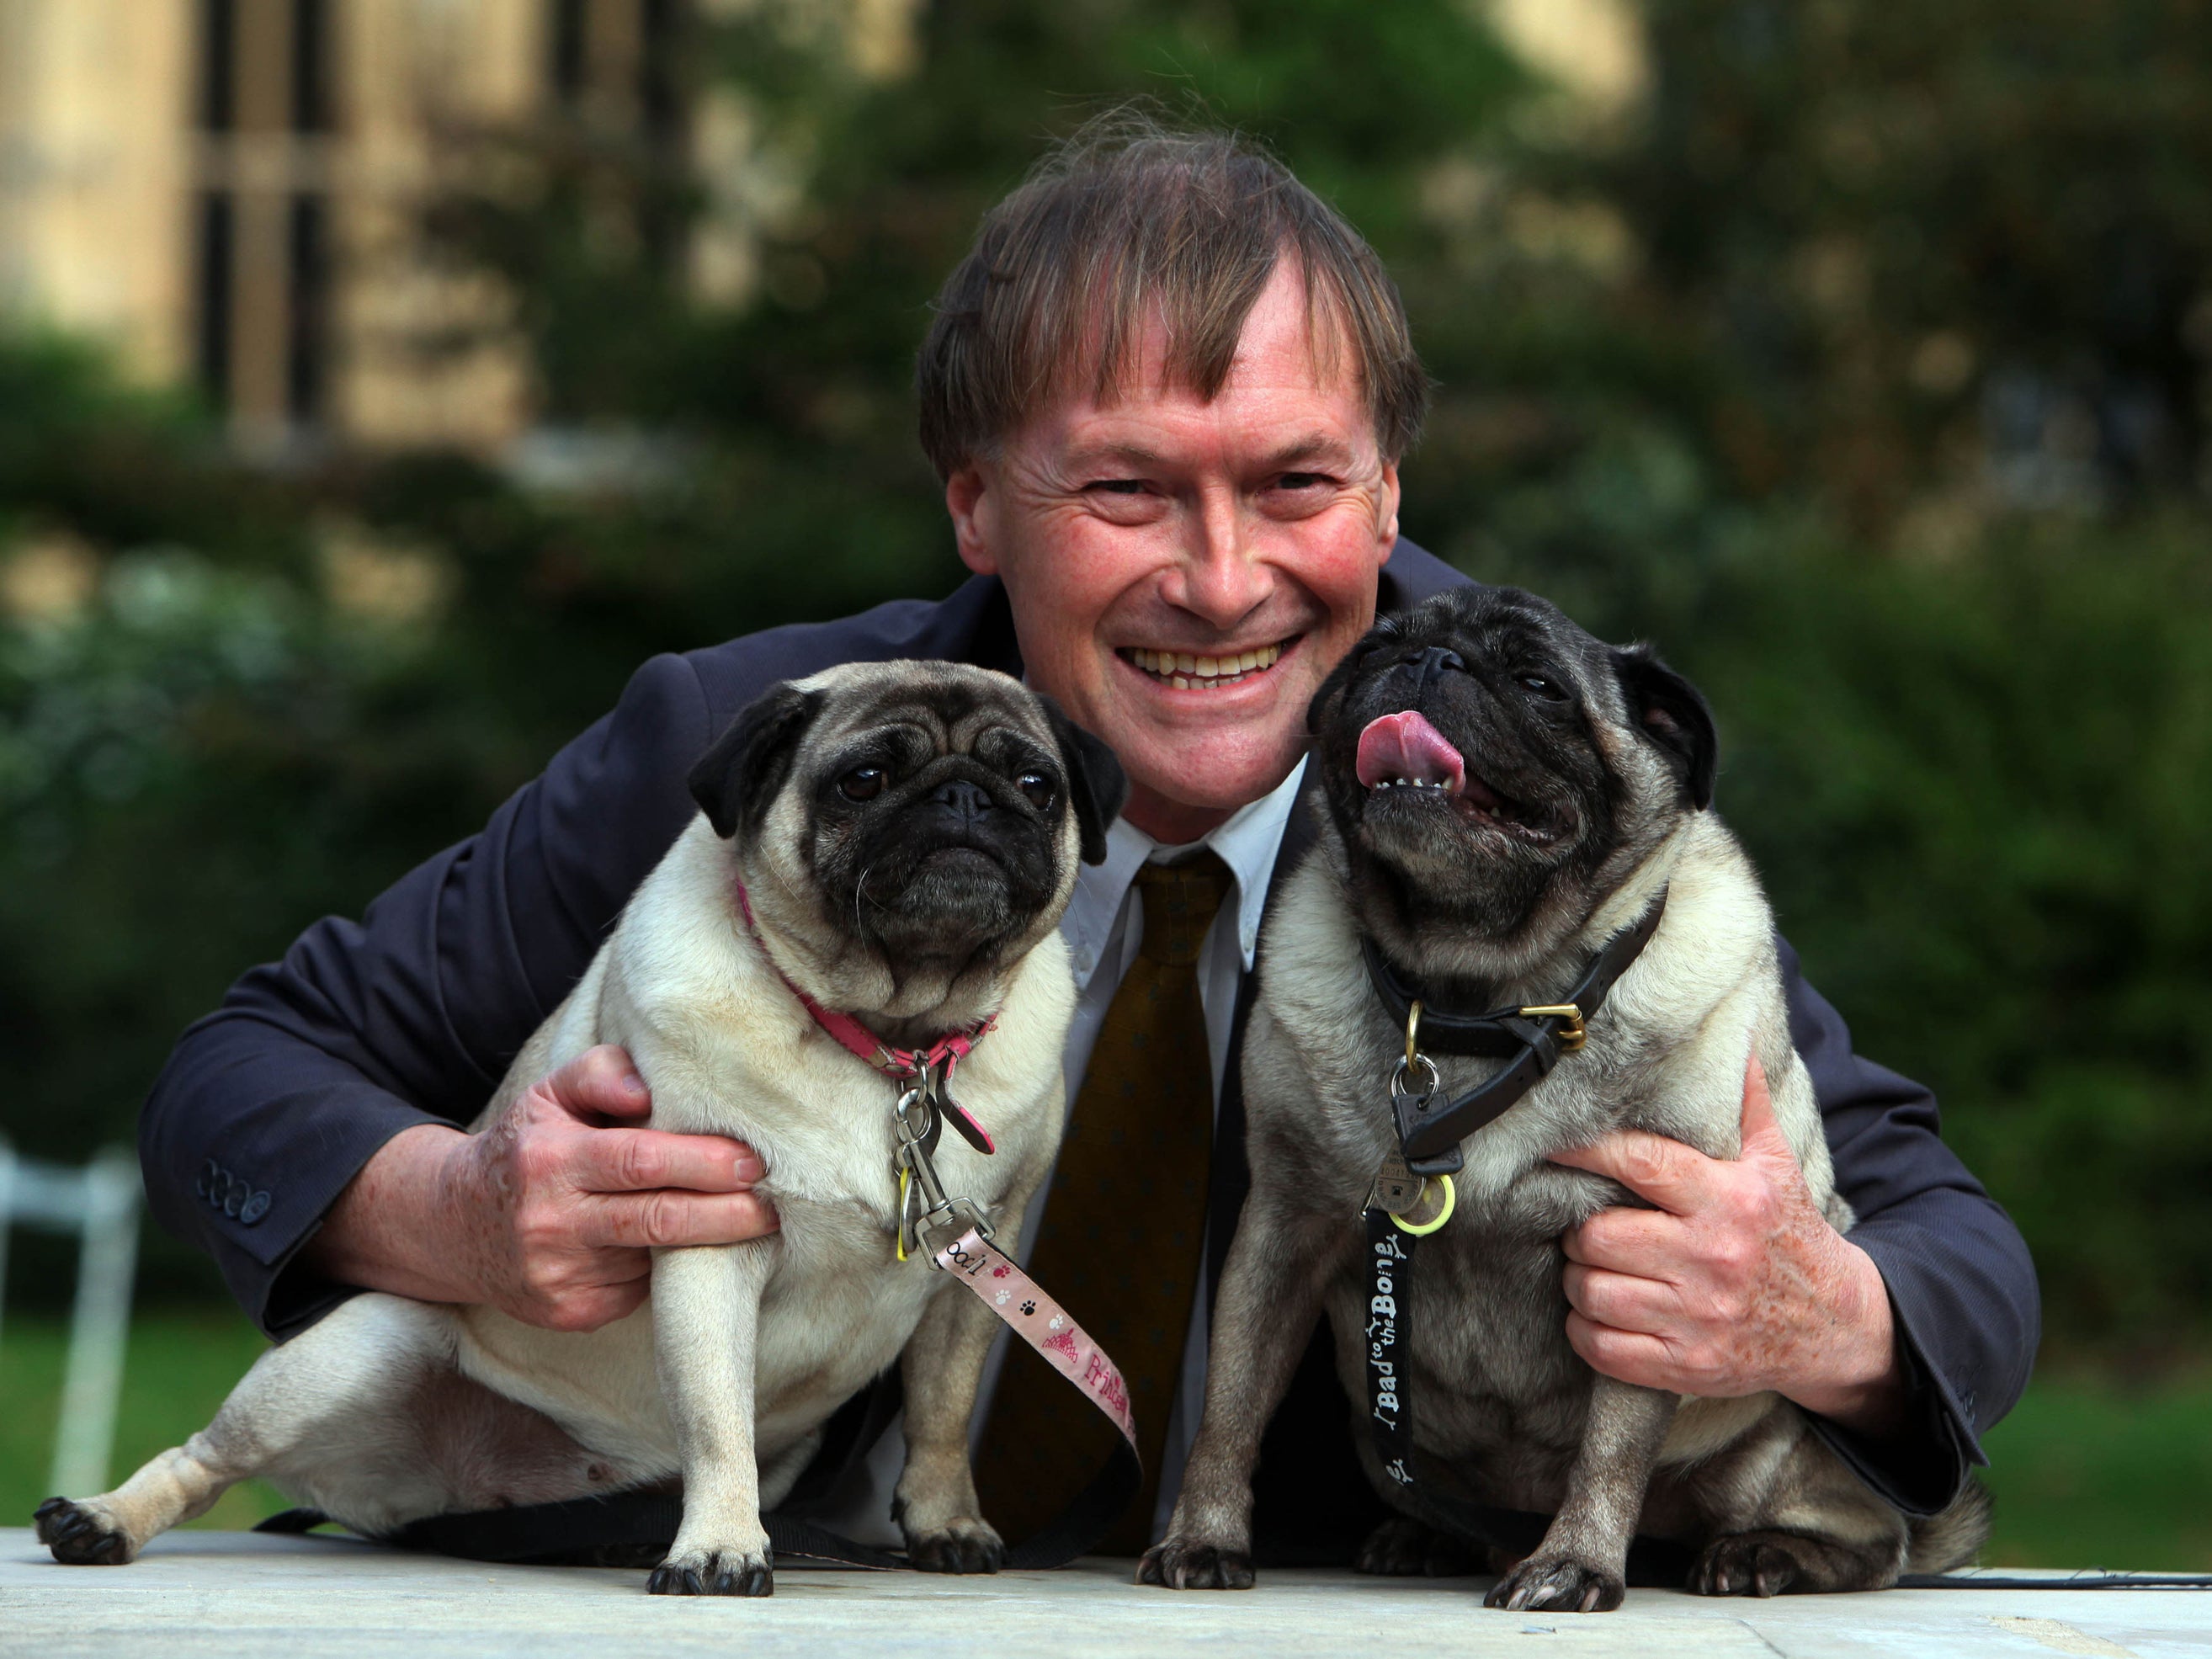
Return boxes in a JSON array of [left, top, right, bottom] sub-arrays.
[[973, 851, 1231, 1555]]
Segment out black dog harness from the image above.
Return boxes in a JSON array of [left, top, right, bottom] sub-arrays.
[[1359, 888, 1670, 1172]]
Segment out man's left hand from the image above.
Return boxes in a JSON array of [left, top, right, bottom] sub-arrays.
[[1550, 1057, 1907, 1437]]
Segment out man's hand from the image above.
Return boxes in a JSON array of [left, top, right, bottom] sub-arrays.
[[307, 1045, 777, 1332], [1549, 1057, 1906, 1437]]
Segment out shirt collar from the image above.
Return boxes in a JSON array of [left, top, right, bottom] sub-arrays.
[[1060, 757, 1308, 987]]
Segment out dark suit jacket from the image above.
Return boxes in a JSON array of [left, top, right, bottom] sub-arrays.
[[142, 540, 2038, 1555]]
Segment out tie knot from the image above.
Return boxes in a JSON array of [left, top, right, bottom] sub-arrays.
[[1132, 852, 1232, 967]]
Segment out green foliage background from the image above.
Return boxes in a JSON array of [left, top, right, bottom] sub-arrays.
[[4, 0, 2209, 1354]]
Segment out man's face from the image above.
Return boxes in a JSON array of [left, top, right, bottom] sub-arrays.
[[945, 263, 1401, 843]]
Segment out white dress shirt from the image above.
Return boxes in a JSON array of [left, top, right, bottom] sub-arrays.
[[801, 758, 1311, 1547]]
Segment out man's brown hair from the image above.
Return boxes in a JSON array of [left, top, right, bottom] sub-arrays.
[[916, 113, 1429, 478]]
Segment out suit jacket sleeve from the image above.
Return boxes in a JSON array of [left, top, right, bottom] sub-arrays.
[[138, 651, 719, 1337], [1784, 938, 2041, 1515]]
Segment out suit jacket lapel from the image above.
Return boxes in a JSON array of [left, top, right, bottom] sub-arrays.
[[1205, 774, 1324, 1311]]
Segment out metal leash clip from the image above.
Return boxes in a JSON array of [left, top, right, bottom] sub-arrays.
[[1371, 1000, 1455, 1235], [893, 1084, 995, 1262]]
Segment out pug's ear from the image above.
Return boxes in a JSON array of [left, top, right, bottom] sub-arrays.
[[688, 683, 826, 842], [1613, 646, 1718, 810], [1037, 695, 1126, 864]]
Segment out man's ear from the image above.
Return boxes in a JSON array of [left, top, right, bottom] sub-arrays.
[[1612, 646, 1718, 810], [1037, 695, 1126, 864], [688, 682, 827, 843], [946, 465, 997, 575]]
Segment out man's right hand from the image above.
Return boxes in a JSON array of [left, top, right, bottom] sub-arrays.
[[305, 1045, 777, 1331]]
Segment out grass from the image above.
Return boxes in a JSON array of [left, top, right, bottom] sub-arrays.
[[1976, 1364, 2212, 1570], [1, 1312, 288, 1532], [2, 1313, 2207, 1567]]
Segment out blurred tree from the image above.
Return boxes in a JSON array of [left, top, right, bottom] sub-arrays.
[[1427, 0, 2212, 554]]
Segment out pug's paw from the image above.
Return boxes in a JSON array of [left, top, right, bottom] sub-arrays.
[[1136, 1537, 1256, 1590], [903, 1514, 1004, 1574], [646, 1543, 774, 1597], [1355, 1515, 1476, 1577], [1688, 1530, 1816, 1598], [1483, 1552, 1624, 1613], [35, 1497, 136, 1566]]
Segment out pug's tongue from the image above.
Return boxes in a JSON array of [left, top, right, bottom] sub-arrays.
[[1355, 710, 1466, 793]]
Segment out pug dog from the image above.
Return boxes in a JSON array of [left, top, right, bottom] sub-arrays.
[[36, 660, 1125, 1597], [1140, 587, 1988, 1609]]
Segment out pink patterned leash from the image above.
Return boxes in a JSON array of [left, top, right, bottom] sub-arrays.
[[932, 1227, 1138, 1449], [929, 1224, 1145, 1567]]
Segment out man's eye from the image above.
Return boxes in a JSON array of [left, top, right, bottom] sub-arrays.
[[1016, 773, 1055, 810], [1275, 471, 1331, 491], [838, 766, 887, 801], [1085, 479, 1151, 496]]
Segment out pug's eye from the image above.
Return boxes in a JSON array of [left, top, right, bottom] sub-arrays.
[[838, 766, 887, 801], [1519, 674, 1566, 700], [1016, 772, 1055, 810]]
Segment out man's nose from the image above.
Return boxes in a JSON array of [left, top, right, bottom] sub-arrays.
[[1164, 491, 1272, 629], [933, 779, 996, 829]]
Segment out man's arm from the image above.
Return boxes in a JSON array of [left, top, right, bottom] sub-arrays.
[[139, 652, 758, 1337], [1778, 942, 2039, 1509], [305, 1046, 774, 1331], [1551, 941, 2039, 1515]]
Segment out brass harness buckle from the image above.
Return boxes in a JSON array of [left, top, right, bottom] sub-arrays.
[[1518, 1003, 1587, 1052]]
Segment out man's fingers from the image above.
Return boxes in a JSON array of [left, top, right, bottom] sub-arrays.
[[1562, 1205, 1680, 1271], [1562, 1262, 1686, 1332], [542, 1045, 652, 1123], [582, 1188, 780, 1251], [1563, 1311, 1681, 1387], [1549, 1129, 1715, 1215], [572, 1125, 765, 1195]]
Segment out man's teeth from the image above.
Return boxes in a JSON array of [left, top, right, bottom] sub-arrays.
[[1371, 777, 1463, 794], [1125, 641, 1285, 690]]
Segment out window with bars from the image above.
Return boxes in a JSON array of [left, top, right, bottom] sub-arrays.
[[190, 0, 332, 431]]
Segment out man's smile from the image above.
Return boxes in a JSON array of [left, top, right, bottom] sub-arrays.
[[1116, 636, 1298, 691]]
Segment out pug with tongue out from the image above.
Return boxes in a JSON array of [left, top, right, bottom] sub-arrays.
[[1141, 584, 1988, 1609]]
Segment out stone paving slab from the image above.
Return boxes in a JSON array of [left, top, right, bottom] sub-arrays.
[[3, 1529, 2209, 1658]]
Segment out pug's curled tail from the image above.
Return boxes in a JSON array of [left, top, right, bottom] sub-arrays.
[[1905, 1476, 1993, 1573]]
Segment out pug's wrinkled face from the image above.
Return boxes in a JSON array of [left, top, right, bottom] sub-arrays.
[[690, 662, 1125, 1019], [1307, 587, 1716, 976]]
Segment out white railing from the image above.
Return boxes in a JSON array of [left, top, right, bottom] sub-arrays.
[[0, 1143, 141, 1497]]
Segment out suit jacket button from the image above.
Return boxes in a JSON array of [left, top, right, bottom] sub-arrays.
[[239, 1190, 271, 1225]]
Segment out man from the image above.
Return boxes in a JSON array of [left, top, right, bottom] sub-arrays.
[[143, 125, 2036, 1561]]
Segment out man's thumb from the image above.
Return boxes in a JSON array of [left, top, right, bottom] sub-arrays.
[[546, 1044, 652, 1122], [1739, 1054, 1789, 1158]]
